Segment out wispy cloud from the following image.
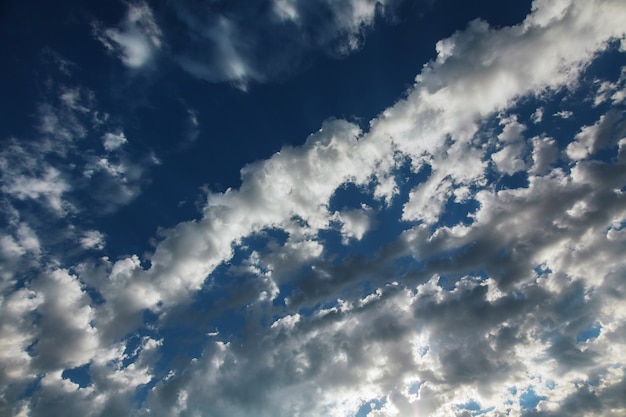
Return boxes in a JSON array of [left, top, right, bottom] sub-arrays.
[[93, 1, 162, 69], [151, 0, 390, 86]]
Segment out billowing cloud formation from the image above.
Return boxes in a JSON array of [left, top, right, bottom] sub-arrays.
[[2, 1, 626, 417]]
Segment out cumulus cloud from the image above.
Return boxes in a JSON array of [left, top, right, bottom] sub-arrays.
[[3, 1, 626, 416], [68, 0, 626, 349], [126, 2, 626, 415], [29, 269, 99, 371], [566, 109, 626, 160], [491, 115, 528, 175]]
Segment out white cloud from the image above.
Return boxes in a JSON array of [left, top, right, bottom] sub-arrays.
[[335, 204, 374, 243], [16, 223, 41, 256], [553, 109, 573, 119], [102, 132, 128, 151], [141, 265, 626, 416], [2, 166, 72, 216], [0, 79, 158, 224], [94, 1, 162, 69], [272, 0, 300, 22], [80, 230, 106, 250], [30, 268, 100, 371], [529, 135, 559, 175], [43, 48, 77, 77], [566, 109, 626, 160], [166, 0, 389, 84], [491, 116, 528, 175], [0, 234, 25, 259], [0, 288, 42, 387], [4, 1, 626, 416], [25, 335, 162, 417], [531, 106, 544, 123]]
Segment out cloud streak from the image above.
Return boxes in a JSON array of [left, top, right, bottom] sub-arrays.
[[98, 0, 393, 85]]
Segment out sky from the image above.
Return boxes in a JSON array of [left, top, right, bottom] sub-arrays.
[[1, 0, 626, 416]]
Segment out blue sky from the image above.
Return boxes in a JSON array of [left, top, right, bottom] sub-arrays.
[[1, 1, 626, 416]]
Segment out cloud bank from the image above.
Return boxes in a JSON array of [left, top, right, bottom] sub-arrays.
[[1, 1, 626, 416]]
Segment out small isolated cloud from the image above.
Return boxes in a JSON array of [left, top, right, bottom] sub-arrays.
[[179, 107, 200, 147], [80, 230, 105, 250], [531, 106, 544, 123], [102, 132, 128, 151], [336, 204, 374, 244], [553, 110, 573, 119], [94, 1, 162, 69]]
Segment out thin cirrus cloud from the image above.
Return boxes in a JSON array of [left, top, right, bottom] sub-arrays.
[[1, 1, 626, 417], [93, 1, 163, 69], [96, 0, 392, 85]]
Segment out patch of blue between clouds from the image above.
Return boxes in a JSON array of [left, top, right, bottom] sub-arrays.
[[533, 264, 552, 277], [285, 159, 433, 303], [576, 323, 602, 343], [325, 157, 430, 254], [166, 231, 304, 348], [458, 399, 481, 411], [519, 387, 547, 411], [474, 406, 496, 416], [355, 396, 386, 417], [61, 363, 91, 388], [437, 195, 481, 228], [457, 400, 496, 416], [408, 380, 423, 395], [17, 376, 44, 404]]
